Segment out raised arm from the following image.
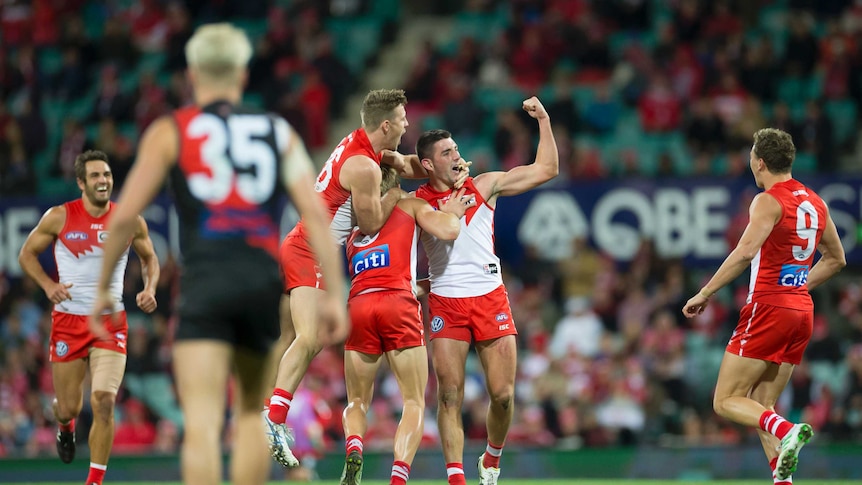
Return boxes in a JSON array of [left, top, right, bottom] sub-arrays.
[[341, 155, 401, 235], [93, 116, 175, 331], [131, 215, 160, 313], [18, 206, 70, 304], [807, 209, 846, 290], [474, 96, 559, 201], [381, 150, 428, 179], [682, 193, 781, 317], [281, 125, 348, 343]]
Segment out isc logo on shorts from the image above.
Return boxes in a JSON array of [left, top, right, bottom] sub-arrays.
[[778, 264, 809, 287], [430, 316, 444, 333], [351, 244, 390, 276]]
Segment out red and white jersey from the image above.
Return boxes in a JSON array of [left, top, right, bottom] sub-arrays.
[[416, 178, 502, 298], [346, 206, 417, 299], [290, 128, 381, 245], [53, 199, 129, 315], [747, 179, 827, 311]]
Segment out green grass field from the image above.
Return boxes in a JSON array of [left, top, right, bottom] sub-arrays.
[[14, 481, 862, 485]]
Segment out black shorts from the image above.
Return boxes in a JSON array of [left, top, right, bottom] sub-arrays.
[[174, 258, 281, 355]]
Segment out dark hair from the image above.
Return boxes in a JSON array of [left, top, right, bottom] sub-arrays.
[[416, 129, 452, 161], [74, 150, 110, 181], [752, 128, 795, 174], [360, 89, 407, 130]]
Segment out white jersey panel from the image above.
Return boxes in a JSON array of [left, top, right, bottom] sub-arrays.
[[421, 203, 502, 298], [53, 242, 129, 315]]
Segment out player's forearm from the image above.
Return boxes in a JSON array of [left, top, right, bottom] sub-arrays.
[[17, 251, 55, 291], [141, 255, 160, 294], [303, 217, 346, 299], [358, 188, 400, 235], [700, 249, 752, 297], [534, 117, 559, 180], [98, 217, 137, 291], [806, 257, 846, 291]]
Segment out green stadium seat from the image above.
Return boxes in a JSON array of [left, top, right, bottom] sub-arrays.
[[824, 98, 858, 144], [38, 47, 64, 76], [793, 152, 816, 174], [474, 86, 526, 112]]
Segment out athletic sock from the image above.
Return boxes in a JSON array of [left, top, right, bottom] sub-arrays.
[[447, 462, 466, 485], [59, 418, 75, 433], [391, 460, 410, 485], [346, 434, 364, 456], [483, 441, 503, 468], [85, 462, 107, 485], [267, 388, 293, 424], [759, 410, 794, 440]]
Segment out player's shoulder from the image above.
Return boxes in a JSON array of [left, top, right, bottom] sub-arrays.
[[38, 203, 69, 232]]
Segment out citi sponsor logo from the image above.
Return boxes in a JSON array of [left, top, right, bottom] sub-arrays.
[[778, 264, 809, 287], [65, 231, 88, 241], [351, 244, 391, 276]]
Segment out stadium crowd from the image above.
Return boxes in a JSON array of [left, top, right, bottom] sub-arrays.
[[1, 0, 862, 461]]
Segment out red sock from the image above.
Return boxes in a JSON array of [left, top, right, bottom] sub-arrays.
[[771, 456, 792, 484], [346, 435, 364, 455], [446, 462, 466, 485], [759, 410, 794, 440], [59, 418, 75, 433], [483, 441, 503, 468], [391, 460, 410, 485], [267, 388, 293, 424], [85, 463, 107, 485]]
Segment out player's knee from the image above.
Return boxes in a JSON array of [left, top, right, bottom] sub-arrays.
[[489, 389, 513, 410], [91, 391, 116, 421], [294, 331, 323, 356], [54, 397, 82, 422], [712, 395, 728, 418], [438, 387, 463, 409]]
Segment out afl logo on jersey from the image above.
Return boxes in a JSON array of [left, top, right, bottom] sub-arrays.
[[98, 230, 109, 243], [65, 231, 88, 241], [55, 341, 69, 357], [430, 316, 445, 333]]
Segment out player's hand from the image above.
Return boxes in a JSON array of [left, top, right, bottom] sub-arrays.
[[682, 293, 710, 318], [380, 149, 407, 173], [136, 290, 157, 314], [89, 290, 115, 340], [439, 187, 476, 218], [453, 160, 472, 189], [522, 96, 549, 120], [45, 282, 73, 304], [317, 293, 349, 346]]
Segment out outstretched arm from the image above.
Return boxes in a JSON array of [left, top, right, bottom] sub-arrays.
[[131, 215, 159, 314], [474, 96, 559, 201], [93, 116, 175, 334], [282, 127, 348, 344], [807, 209, 846, 290], [381, 150, 428, 179], [682, 193, 781, 318]]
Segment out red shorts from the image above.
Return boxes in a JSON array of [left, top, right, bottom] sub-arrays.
[[346, 290, 424, 354], [280, 235, 325, 292], [427, 285, 516, 343], [50, 311, 129, 362], [726, 302, 813, 365]]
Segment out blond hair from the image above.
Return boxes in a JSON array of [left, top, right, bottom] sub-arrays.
[[360, 89, 407, 130], [185, 23, 252, 85]]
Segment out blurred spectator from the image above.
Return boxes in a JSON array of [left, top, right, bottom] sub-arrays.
[[549, 297, 604, 359]]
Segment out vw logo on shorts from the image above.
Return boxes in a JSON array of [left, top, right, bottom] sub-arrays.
[[55, 341, 69, 357], [430, 316, 444, 333]]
